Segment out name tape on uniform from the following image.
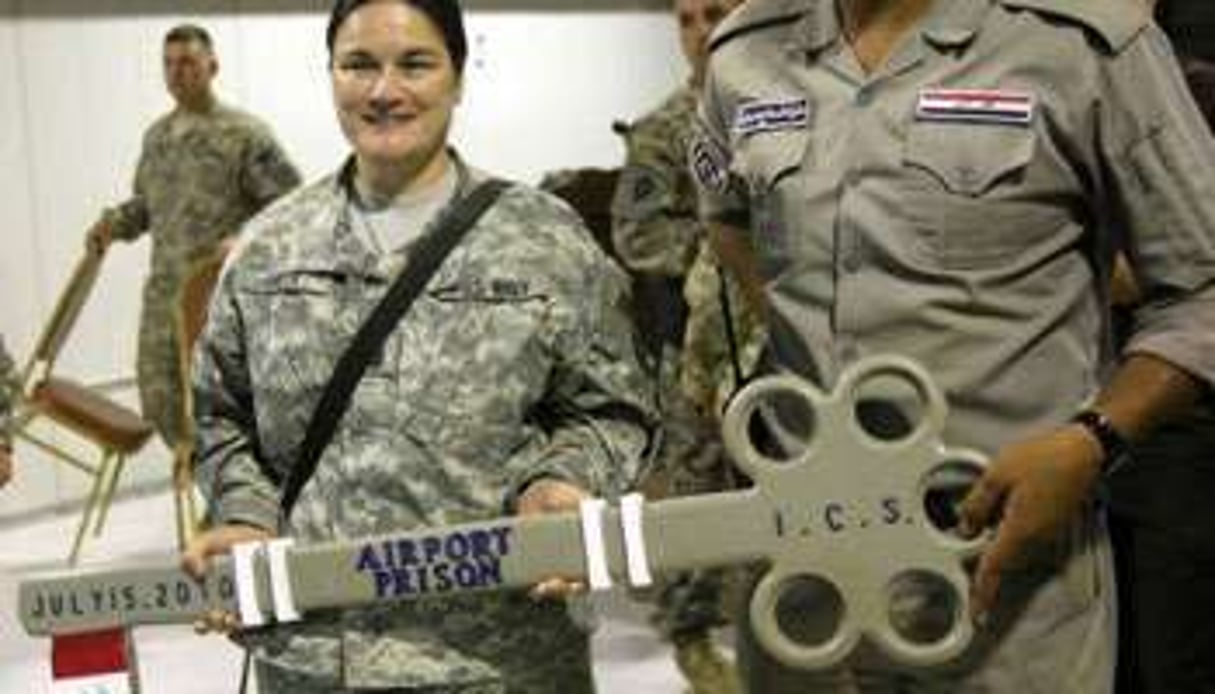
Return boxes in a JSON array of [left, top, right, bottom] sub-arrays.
[[733, 97, 811, 136]]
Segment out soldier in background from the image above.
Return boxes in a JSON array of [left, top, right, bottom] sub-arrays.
[[1106, 2, 1215, 692], [87, 23, 300, 447], [611, 1, 760, 693], [0, 337, 17, 488]]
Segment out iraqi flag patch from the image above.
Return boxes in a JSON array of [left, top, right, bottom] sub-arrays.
[[915, 88, 1034, 126]]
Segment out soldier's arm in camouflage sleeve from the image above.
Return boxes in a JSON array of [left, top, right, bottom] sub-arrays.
[[238, 124, 303, 211], [0, 337, 17, 450], [104, 135, 153, 242], [611, 120, 704, 277], [505, 237, 657, 508], [192, 265, 281, 533]]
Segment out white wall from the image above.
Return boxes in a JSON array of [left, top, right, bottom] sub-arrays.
[[0, 1, 685, 523]]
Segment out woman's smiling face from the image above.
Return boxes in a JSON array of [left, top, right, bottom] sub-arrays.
[[330, 0, 461, 180]]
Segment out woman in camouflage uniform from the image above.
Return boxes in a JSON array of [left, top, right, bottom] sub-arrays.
[[180, 1, 654, 691]]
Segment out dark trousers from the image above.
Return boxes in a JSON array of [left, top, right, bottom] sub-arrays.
[[1107, 408, 1215, 694]]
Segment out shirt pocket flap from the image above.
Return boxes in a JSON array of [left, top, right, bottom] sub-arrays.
[[243, 268, 349, 296], [428, 276, 547, 304], [903, 123, 1035, 197]]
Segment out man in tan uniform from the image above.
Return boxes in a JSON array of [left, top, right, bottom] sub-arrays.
[[0, 336, 17, 488], [612, 2, 762, 693], [88, 24, 300, 446], [695, 0, 1215, 691]]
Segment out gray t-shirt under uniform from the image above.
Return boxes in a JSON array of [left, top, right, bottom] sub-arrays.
[[350, 164, 459, 256]]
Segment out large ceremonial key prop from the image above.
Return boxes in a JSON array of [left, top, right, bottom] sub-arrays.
[[20, 355, 989, 671]]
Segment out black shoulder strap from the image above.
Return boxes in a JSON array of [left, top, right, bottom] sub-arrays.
[[279, 178, 511, 520]]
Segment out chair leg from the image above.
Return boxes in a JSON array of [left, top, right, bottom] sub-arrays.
[[68, 454, 112, 565], [172, 445, 190, 550], [185, 483, 200, 538], [176, 488, 200, 550], [91, 453, 126, 537]]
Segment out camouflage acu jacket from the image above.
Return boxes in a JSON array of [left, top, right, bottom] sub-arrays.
[[193, 158, 655, 689], [107, 101, 301, 279]]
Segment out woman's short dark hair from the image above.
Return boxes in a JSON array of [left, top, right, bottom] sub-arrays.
[[326, 0, 467, 75]]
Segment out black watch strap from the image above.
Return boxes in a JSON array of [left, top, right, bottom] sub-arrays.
[[1071, 409, 1129, 473]]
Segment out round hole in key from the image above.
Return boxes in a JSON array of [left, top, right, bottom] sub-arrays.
[[772, 574, 846, 648], [744, 388, 817, 465], [886, 569, 961, 647], [920, 460, 986, 540], [849, 371, 928, 444]]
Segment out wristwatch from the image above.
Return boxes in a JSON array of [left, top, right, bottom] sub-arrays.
[[1071, 409, 1129, 473]]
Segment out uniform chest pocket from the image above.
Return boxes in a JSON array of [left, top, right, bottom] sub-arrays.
[[251, 271, 349, 336], [238, 270, 360, 458], [901, 122, 1052, 269], [405, 278, 551, 428], [245, 270, 364, 384]]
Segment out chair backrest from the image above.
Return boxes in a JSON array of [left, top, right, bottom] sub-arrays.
[[20, 246, 107, 393], [179, 256, 224, 354], [13, 242, 154, 454], [175, 252, 226, 429]]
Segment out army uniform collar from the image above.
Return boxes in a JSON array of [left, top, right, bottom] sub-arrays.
[[787, 0, 841, 56], [921, 0, 990, 50], [331, 150, 474, 280], [789, 0, 990, 57], [335, 149, 471, 205]]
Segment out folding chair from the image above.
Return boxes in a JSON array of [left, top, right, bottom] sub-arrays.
[[170, 252, 226, 550], [14, 245, 155, 565]]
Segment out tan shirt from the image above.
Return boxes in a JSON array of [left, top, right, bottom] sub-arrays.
[[696, 0, 1215, 451]]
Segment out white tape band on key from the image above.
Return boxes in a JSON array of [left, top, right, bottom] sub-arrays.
[[232, 541, 266, 627], [578, 498, 613, 591], [619, 493, 653, 588], [265, 538, 301, 623]]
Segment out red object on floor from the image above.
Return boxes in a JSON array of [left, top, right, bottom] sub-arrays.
[[51, 628, 130, 679]]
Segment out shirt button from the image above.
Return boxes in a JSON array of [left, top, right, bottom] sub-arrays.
[[841, 253, 861, 273], [855, 87, 874, 107]]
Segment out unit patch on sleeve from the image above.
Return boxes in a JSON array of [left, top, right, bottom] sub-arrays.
[[689, 129, 732, 194], [614, 165, 669, 218]]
